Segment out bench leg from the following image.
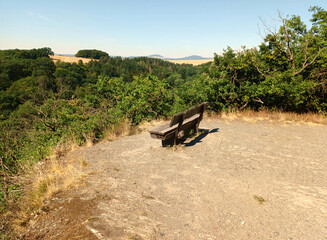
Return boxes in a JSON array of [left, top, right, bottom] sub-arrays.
[[162, 131, 178, 147], [162, 136, 175, 147]]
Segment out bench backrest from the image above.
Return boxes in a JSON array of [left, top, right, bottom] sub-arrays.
[[184, 102, 208, 119], [169, 112, 185, 127], [169, 102, 208, 127]]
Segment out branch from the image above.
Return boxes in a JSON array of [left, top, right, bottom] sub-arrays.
[[252, 58, 269, 78], [254, 98, 264, 104], [278, 11, 296, 70], [294, 47, 324, 76], [259, 16, 290, 61], [240, 101, 249, 110]]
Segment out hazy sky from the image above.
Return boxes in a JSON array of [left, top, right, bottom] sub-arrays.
[[0, 0, 326, 57]]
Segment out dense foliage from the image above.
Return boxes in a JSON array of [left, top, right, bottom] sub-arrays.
[[75, 49, 109, 59], [0, 7, 326, 213]]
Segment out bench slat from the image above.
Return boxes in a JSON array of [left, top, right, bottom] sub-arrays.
[[149, 123, 179, 135], [182, 113, 200, 125]]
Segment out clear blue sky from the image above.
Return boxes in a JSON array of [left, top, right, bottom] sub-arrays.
[[0, 0, 326, 58]]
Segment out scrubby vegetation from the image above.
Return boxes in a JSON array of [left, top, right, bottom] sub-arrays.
[[0, 6, 326, 234]]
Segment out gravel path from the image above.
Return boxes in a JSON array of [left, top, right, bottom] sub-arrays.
[[25, 118, 327, 239]]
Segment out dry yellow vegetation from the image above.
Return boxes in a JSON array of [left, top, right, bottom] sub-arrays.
[[49, 55, 95, 63], [208, 110, 327, 125], [166, 59, 213, 66]]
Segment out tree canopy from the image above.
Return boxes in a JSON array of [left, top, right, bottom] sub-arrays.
[[75, 49, 109, 59]]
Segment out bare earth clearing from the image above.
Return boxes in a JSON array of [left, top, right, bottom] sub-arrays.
[[24, 118, 327, 239]]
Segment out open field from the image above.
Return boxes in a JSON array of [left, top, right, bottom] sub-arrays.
[[166, 59, 213, 65], [49, 55, 95, 63], [22, 117, 327, 239], [49, 55, 213, 66]]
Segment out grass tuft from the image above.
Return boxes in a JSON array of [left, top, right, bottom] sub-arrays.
[[253, 195, 266, 204], [103, 119, 133, 141]]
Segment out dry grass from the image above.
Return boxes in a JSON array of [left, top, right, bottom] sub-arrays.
[[27, 159, 84, 209], [9, 155, 86, 233], [208, 110, 327, 125], [5, 139, 89, 235], [103, 119, 133, 141], [166, 59, 213, 66], [49, 55, 95, 64]]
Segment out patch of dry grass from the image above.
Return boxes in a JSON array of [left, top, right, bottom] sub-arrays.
[[139, 118, 167, 132], [208, 110, 327, 125], [103, 119, 133, 141], [9, 157, 86, 233], [27, 159, 84, 209], [166, 59, 213, 66], [5, 139, 88, 235], [49, 55, 95, 64]]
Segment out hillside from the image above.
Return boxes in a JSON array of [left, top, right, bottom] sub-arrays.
[[22, 117, 327, 239]]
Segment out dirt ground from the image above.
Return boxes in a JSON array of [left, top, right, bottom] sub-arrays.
[[23, 118, 327, 239]]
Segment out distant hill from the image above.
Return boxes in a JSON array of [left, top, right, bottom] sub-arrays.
[[179, 55, 209, 60], [55, 53, 75, 57], [148, 54, 164, 59], [166, 55, 211, 60], [146, 54, 211, 60]]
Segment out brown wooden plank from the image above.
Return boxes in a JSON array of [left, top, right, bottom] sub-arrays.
[[169, 112, 185, 127], [149, 123, 178, 135], [182, 113, 200, 125]]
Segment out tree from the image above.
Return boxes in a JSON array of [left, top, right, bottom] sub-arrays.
[[255, 10, 326, 77], [75, 49, 109, 59]]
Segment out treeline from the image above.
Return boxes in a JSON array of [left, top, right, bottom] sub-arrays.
[[0, 6, 326, 213]]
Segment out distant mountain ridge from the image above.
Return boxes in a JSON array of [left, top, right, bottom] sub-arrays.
[[165, 55, 211, 60], [55, 53, 212, 60], [55, 53, 75, 57], [148, 54, 164, 59], [147, 54, 212, 60]]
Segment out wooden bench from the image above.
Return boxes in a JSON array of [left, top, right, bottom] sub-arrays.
[[149, 102, 208, 146]]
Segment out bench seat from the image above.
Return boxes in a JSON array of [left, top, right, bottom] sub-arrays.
[[149, 123, 179, 140]]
